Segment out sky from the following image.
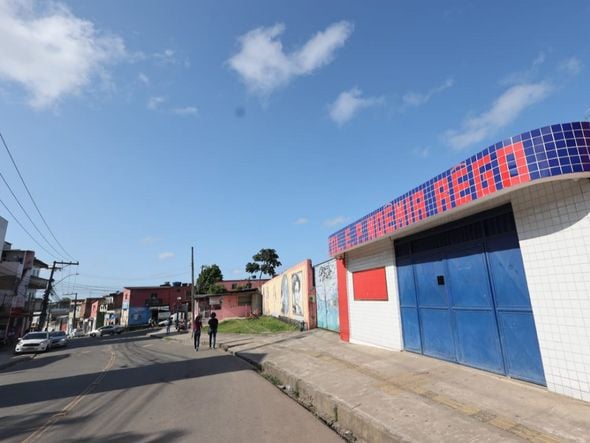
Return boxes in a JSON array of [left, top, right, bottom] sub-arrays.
[[0, 0, 588, 298]]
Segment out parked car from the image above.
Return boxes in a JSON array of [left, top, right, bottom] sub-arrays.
[[158, 318, 172, 326], [49, 331, 68, 348], [14, 332, 51, 354], [68, 328, 85, 338], [89, 325, 122, 337]]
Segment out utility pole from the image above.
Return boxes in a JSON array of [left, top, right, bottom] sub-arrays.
[[38, 260, 79, 331], [64, 292, 78, 333], [191, 247, 195, 326]]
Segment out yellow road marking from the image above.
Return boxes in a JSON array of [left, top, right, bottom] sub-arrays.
[[22, 350, 116, 443]]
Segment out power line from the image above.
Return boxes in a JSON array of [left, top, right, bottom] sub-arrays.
[[0, 196, 57, 259], [78, 270, 187, 281], [0, 169, 63, 258], [0, 131, 76, 260]]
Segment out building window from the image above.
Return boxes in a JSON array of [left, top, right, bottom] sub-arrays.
[[352, 267, 388, 301], [231, 283, 238, 290], [238, 295, 251, 306]]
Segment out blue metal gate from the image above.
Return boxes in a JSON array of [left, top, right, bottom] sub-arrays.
[[396, 206, 545, 385]]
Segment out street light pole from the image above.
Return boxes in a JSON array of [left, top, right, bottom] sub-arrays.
[[191, 247, 195, 327], [71, 292, 78, 333]]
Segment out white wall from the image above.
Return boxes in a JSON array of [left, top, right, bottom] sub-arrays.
[[346, 239, 403, 351], [512, 179, 590, 402]]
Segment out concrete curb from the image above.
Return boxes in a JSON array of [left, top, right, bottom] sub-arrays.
[[219, 342, 404, 443]]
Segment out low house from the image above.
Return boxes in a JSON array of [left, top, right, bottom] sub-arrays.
[[196, 280, 264, 322]]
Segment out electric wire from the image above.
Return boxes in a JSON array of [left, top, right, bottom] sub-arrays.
[[0, 196, 57, 259], [0, 169, 63, 258], [0, 131, 76, 260]]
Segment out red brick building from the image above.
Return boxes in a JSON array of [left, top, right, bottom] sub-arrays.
[[121, 283, 192, 327]]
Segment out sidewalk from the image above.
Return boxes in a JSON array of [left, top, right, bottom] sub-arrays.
[[155, 329, 590, 442]]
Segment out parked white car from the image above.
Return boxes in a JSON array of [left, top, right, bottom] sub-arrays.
[[68, 328, 85, 338], [89, 325, 123, 337], [14, 332, 51, 354]]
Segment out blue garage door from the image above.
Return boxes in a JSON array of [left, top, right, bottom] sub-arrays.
[[396, 205, 545, 385]]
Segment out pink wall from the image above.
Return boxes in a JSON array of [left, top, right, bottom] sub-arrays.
[[209, 294, 251, 320]]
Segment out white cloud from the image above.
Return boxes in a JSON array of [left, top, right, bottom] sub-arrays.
[[172, 106, 198, 116], [328, 88, 383, 125], [402, 78, 454, 107], [228, 21, 353, 95], [501, 52, 546, 86], [147, 96, 165, 110], [139, 236, 158, 245], [324, 216, 348, 227], [138, 72, 149, 85], [158, 252, 175, 261], [444, 82, 553, 150], [294, 217, 309, 225], [154, 48, 176, 64], [232, 269, 242, 275], [0, 1, 125, 109], [413, 147, 431, 159], [559, 57, 583, 76]]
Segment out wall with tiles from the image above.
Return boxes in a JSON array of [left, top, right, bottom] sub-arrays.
[[330, 121, 590, 256], [346, 240, 403, 351], [513, 178, 590, 402]]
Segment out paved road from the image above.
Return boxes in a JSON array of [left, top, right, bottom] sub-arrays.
[[0, 331, 342, 442]]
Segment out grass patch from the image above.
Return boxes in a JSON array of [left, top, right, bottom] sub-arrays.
[[215, 316, 298, 334]]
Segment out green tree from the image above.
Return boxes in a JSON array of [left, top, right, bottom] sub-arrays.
[[196, 264, 224, 294], [245, 248, 282, 280]]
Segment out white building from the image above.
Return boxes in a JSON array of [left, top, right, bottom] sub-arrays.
[[329, 122, 590, 402]]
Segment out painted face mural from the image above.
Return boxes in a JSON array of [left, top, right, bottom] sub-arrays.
[[291, 272, 302, 316], [281, 275, 289, 315]]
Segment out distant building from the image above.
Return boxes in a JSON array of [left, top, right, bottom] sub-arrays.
[[0, 238, 49, 339], [121, 282, 192, 327]]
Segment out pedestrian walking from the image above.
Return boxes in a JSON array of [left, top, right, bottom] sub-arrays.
[[166, 316, 172, 334], [208, 312, 218, 349], [193, 315, 202, 351]]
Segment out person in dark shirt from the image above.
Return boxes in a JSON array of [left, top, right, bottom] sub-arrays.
[[193, 315, 202, 351], [208, 312, 218, 349]]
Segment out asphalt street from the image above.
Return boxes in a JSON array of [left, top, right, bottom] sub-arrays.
[[0, 331, 343, 442]]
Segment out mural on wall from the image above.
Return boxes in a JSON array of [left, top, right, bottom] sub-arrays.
[[128, 307, 150, 326], [314, 260, 339, 332], [281, 275, 289, 315], [261, 259, 316, 329], [291, 272, 303, 316]]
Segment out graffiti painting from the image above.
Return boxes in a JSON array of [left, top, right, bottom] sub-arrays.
[[291, 271, 303, 316], [314, 260, 339, 331], [281, 274, 289, 315]]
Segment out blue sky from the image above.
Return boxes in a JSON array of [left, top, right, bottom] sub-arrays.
[[0, 0, 588, 297]]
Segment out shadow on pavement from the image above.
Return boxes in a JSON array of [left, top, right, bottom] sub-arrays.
[[0, 411, 90, 440], [1, 353, 70, 372], [67, 428, 188, 443], [1, 411, 187, 442], [0, 354, 256, 408]]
